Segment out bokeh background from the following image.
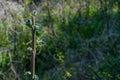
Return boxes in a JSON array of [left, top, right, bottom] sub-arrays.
[[0, 0, 120, 80]]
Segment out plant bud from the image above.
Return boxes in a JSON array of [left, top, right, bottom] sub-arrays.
[[26, 19, 32, 27], [32, 10, 37, 16], [35, 25, 39, 30]]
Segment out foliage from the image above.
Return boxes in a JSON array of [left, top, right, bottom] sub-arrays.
[[0, 0, 120, 80]]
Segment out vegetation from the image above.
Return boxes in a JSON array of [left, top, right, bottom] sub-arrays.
[[0, 0, 120, 80]]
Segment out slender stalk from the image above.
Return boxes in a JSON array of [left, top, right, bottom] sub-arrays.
[[31, 15, 36, 80], [46, 1, 56, 37]]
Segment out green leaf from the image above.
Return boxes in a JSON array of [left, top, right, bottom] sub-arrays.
[[24, 0, 32, 4]]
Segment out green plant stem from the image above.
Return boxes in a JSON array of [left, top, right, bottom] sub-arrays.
[[31, 15, 36, 80]]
